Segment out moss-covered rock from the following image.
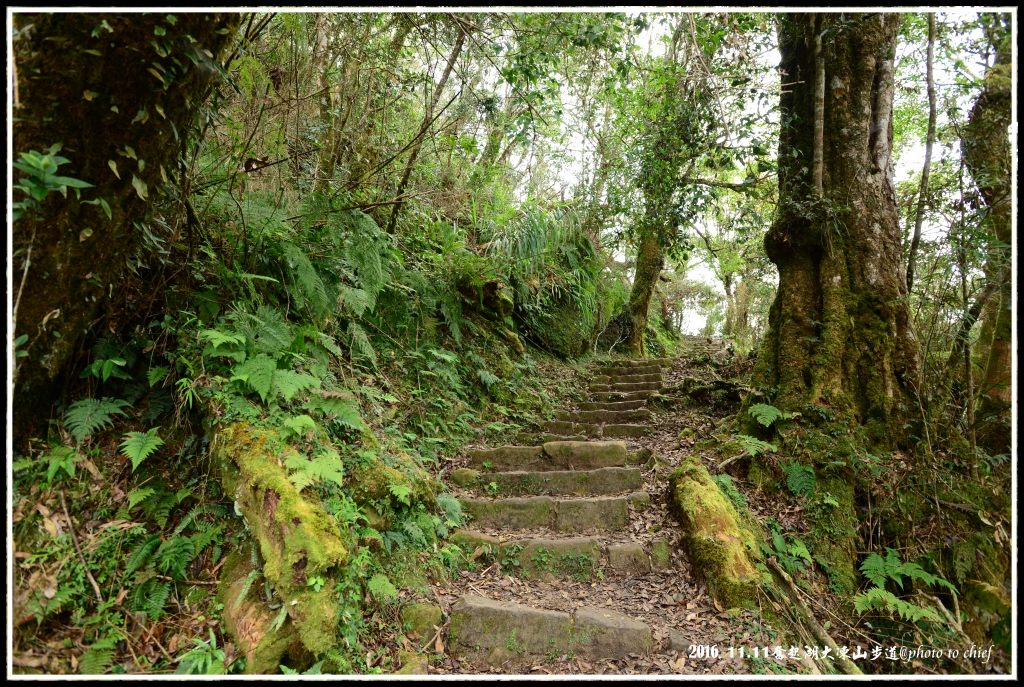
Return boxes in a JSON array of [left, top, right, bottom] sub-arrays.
[[668, 457, 762, 609], [212, 422, 348, 662]]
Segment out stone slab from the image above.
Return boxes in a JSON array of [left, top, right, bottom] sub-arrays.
[[607, 542, 651, 575], [580, 400, 648, 411], [555, 409, 652, 425], [459, 496, 555, 529], [466, 467, 641, 497], [602, 424, 649, 438], [590, 391, 655, 403], [542, 441, 627, 469], [450, 595, 573, 654], [468, 446, 545, 472], [517, 537, 602, 577], [555, 496, 630, 533], [573, 606, 653, 658]]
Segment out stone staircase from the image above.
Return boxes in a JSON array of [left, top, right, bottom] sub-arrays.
[[444, 358, 684, 669]]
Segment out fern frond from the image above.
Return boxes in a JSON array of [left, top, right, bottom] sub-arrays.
[[147, 366, 170, 387], [120, 428, 165, 471], [231, 354, 277, 403], [124, 533, 162, 576], [735, 434, 777, 458], [782, 461, 816, 496], [274, 370, 320, 402], [127, 487, 156, 510], [64, 398, 130, 444], [155, 535, 196, 580], [748, 403, 784, 427], [282, 241, 332, 317], [367, 573, 397, 601], [232, 569, 263, 610], [348, 322, 377, 365], [254, 304, 293, 354]]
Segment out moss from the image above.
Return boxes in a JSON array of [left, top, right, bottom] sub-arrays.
[[212, 422, 348, 659], [804, 477, 859, 593], [668, 457, 762, 609]]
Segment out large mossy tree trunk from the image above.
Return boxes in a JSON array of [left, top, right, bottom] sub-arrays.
[[962, 13, 1012, 454], [748, 13, 922, 446], [624, 230, 665, 356], [11, 12, 239, 445]]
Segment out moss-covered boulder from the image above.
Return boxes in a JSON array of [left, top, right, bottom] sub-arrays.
[[212, 423, 349, 664], [668, 457, 762, 609]]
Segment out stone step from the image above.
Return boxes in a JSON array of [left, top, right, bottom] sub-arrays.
[[590, 373, 664, 385], [589, 381, 662, 393], [449, 531, 673, 578], [458, 492, 649, 533], [450, 466, 643, 497], [542, 421, 650, 439], [555, 408, 653, 425], [450, 595, 652, 661], [602, 424, 649, 438], [589, 390, 656, 403], [468, 441, 627, 472], [604, 357, 672, 368], [579, 400, 647, 411], [595, 364, 663, 376], [514, 432, 587, 445]]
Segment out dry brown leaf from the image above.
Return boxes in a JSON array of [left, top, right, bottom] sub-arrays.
[[435, 634, 445, 654], [685, 612, 697, 621], [42, 517, 59, 538], [670, 655, 686, 671], [115, 588, 129, 605]]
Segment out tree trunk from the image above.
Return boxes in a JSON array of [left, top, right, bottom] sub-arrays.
[[624, 231, 664, 356], [749, 13, 922, 448], [11, 12, 240, 446], [961, 13, 1011, 453], [905, 12, 937, 292]]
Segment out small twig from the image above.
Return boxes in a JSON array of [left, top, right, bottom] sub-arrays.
[[155, 574, 219, 586], [132, 613, 176, 665], [717, 451, 751, 471], [61, 491, 104, 604]]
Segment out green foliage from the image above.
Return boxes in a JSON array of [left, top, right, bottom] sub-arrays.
[[853, 549, 955, 625], [120, 428, 165, 471], [176, 629, 229, 675], [64, 398, 130, 444], [367, 573, 398, 602], [12, 144, 96, 220], [124, 533, 162, 576], [748, 403, 784, 427], [735, 434, 777, 458], [284, 447, 346, 491], [711, 473, 747, 510], [782, 461, 816, 496], [44, 446, 80, 483]]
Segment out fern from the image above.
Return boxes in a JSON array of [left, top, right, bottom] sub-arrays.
[[129, 577, 171, 620], [64, 397, 130, 444], [232, 569, 263, 610], [173, 504, 229, 536], [199, 329, 245, 348], [367, 573, 397, 602], [127, 487, 157, 510], [274, 370, 320, 402], [748, 403, 785, 427], [282, 414, 317, 441], [782, 461, 816, 496], [124, 533, 162, 576], [231, 354, 277, 403], [282, 241, 332, 317], [735, 434, 777, 458], [309, 395, 364, 430], [120, 428, 165, 471], [853, 587, 944, 623], [269, 604, 289, 633], [348, 322, 377, 365], [189, 523, 225, 555], [78, 648, 114, 674], [436, 492, 465, 527], [254, 304, 293, 354], [338, 286, 374, 317], [388, 481, 413, 506], [401, 520, 426, 546], [147, 366, 169, 387], [477, 369, 499, 389], [284, 447, 345, 491], [155, 535, 196, 580]]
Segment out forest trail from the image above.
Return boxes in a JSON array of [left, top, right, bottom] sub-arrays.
[[402, 341, 782, 676]]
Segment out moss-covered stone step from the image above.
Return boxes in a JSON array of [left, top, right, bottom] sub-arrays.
[[451, 466, 643, 496], [589, 381, 662, 393], [579, 400, 647, 411], [554, 408, 653, 425], [589, 390, 656, 403], [514, 432, 587, 445], [604, 357, 672, 368], [595, 364, 663, 376], [458, 492, 649, 532], [590, 373, 663, 385], [450, 595, 652, 660], [542, 420, 602, 437], [468, 441, 627, 472], [602, 424, 649, 438]]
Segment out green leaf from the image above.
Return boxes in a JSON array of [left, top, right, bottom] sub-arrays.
[[367, 573, 397, 601], [120, 428, 165, 471], [787, 538, 812, 562], [231, 354, 277, 403], [199, 329, 245, 348], [273, 370, 320, 403], [131, 174, 148, 200], [782, 461, 816, 496], [108, 160, 120, 179], [748, 403, 784, 427], [147, 366, 169, 387], [735, 434, 777, 458], [388, 481, 413, 506], [124, 533, 162, 576], [282, 414, 316, 439], [127, 487, 156, 509], [154, 25, 166, 36]]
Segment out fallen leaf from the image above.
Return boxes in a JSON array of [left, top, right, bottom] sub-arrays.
[[115, 588, 129, 605], [435, 634, 445, 654], [35, 504, 51, 518], [42, 517, 59, 538], [685, 612, 697, 621], [670, 655, 686, 671]]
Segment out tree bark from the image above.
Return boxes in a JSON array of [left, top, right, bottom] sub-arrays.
[[905, 12, 937, 292], [11, 12, 240, 445], [961, 13, 1011, 452], [624, 231, 665, 356], [749, 13, 922, 448]]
